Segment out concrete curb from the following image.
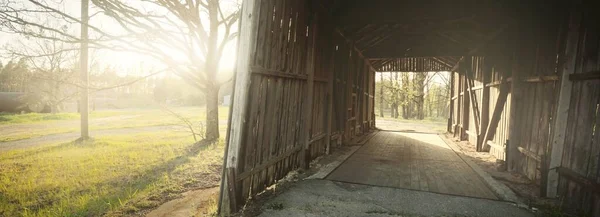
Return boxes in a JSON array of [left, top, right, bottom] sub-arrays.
[[305, 145, 362, 180], [439, 134, 526, 208], [306, 132, 378, 180]]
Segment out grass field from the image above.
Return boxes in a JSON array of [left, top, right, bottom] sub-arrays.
[[375, 114, 447, 133], [0, 107, 229, 217], [0, 106, 230, 142]]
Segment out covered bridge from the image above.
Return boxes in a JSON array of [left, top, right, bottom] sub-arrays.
[[219, 0, 600, 215]]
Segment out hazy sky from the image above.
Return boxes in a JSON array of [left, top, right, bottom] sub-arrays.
[[0, 0, 238, 80]]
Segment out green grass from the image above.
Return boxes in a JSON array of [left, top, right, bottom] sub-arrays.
[[375, 115, 447, 133], [0, 132, 225, 217], [0, 106, 230, 142], [0, 112, 80, 124], [376, 114, 447, 123]]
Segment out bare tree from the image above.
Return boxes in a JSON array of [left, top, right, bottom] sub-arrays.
[[8, 38, 80, 113], [90, 0, 240, 141], [1, 0, 240, 141]]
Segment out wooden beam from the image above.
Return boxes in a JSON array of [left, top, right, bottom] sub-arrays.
[[507, 60, 522, 172], [481, 82, 509, 151], [334, 28, 378, 73], [464, 58, 481, 139], [461, 68, 470, 140], [326, 45, 335, 155], [557, 167, 600, 194], [219, 0, 258, 214], [450, 23, 511, 72], [487, 140, 506, 152], [547, 9, 582, 198], [317, 2, 378, 73], [523, 75, 560, 82], [569, 70, 600, 81], [517, 146, 542, 162], [432, 57, 454, 68], [448, 70, 455, 133], [479, 60, 491, 151], [506, 18, 527, 173], [302, 14, 318, 169], [250, 67, 328, 82], [236, 146, 303, 181]]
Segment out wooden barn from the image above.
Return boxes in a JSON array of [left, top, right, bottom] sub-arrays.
[[219, 0, 600, 215]]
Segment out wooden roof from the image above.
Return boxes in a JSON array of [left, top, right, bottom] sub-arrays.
[[321, 0, 526, 71]]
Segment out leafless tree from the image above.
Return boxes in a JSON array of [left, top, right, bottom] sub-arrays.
[[91, 0, 240, 141], [8, 37, 80, 113], [1, 0, 240, 141]]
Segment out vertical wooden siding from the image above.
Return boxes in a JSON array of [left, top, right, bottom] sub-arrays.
[[221, 0, 376, 213], [487, 61, 511, 161], [558, 4, 600, 215], [448, 1, 600, 215]]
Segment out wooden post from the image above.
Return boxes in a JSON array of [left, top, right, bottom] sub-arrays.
[[454, 71, 461, 137], [464, 57, 481, 145], [507, 46, 523, 172], [448, 70, 455, 133], [479, 60, 491, 151], [547, 9, 581, 198], [326, 40, 335, 155], [79, 0, 89, 140], [219, 0, 258, 213], [481, 82, 509, 151], [302, 12, 318, 169], [461, 64, 470, 141]]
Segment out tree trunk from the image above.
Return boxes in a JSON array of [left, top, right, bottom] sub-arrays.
[[204, 6, 220, 142], [379, 73, 384, 118], [417, 99, 424, 120], [415, 72, 426, 120], [205, 84, 220, 141]]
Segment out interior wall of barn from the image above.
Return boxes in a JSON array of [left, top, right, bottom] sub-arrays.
[[448, 1, 600, 215], [219, 0, 376, 213]]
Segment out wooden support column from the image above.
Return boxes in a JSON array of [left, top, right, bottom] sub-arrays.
[[326, 43, 335, 155], [461, 65, 470, 141], [479, 60, 491, 151], [547, 9, 582, 198], [507, 49, 524, 172], [219, 0, 258, 214], [448, 71, 455, 133], [454, 71, 462, 137], [481, 81, 509, 152], [302, 13, 318, 169], [464, 57, 481, 146]]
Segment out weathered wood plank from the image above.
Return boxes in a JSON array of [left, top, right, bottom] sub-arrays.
[[547, 8, 582, 198], [569, 70, 600, 81], [481, 81, 509, 150], [219, 0, 260, 213], [480, 59, 491, 152]]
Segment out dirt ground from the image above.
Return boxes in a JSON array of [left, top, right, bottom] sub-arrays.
[[146, 187, 220, 217], [445, 134, 558, 209]]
